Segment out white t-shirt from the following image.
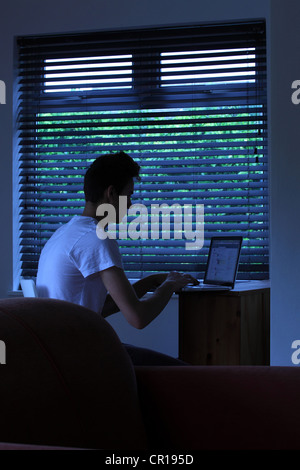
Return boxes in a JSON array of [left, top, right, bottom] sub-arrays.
[[36, 216, 123, 314]]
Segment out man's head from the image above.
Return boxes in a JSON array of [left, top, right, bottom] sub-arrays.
[[84, 151, 141, 205]]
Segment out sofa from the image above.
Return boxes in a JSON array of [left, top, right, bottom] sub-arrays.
[[0, 297, 300, 451]]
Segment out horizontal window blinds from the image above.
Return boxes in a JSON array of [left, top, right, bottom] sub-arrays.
[[16, 21, 268, 280]]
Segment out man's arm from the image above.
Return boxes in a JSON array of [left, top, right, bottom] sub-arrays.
[[99, 266, 198, 329], [101, 273, 168, 318]]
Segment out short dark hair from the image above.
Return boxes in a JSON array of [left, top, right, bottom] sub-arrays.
[[84, 151, 141, 203]]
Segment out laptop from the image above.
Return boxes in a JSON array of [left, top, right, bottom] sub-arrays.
[[182, 236, 243, 291]]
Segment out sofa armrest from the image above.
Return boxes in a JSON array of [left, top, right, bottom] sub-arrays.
[[135, 365, 300, 450], [0, 443, 82, 450]]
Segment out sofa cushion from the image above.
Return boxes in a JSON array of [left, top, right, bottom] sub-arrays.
[[0, 298, 147, 450], [136, 365, 300, 450]]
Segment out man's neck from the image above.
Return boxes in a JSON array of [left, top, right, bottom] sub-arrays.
[[82, 202, 98, 220]]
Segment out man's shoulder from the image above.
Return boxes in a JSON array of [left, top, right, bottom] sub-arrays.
[[70, 217, 120, 251], [60, 216, 97, 237], [44, 216, 96, 249]]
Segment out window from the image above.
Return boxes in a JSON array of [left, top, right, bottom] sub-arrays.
[[16, 21, 268, 281]]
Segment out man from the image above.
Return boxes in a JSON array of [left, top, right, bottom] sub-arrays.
[[36, 152, 198, 364]]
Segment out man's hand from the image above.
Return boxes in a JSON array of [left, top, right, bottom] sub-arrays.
[[164, 271, 199, 292], [145, 272, 198, 292]]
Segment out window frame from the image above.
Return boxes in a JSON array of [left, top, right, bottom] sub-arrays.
[[15, 20, 269, 286]]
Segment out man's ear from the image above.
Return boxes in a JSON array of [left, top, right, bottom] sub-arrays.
[[105, 185, 118, 203]]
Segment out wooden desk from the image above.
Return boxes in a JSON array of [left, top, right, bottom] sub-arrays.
[[178, 280, 270, 366]]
